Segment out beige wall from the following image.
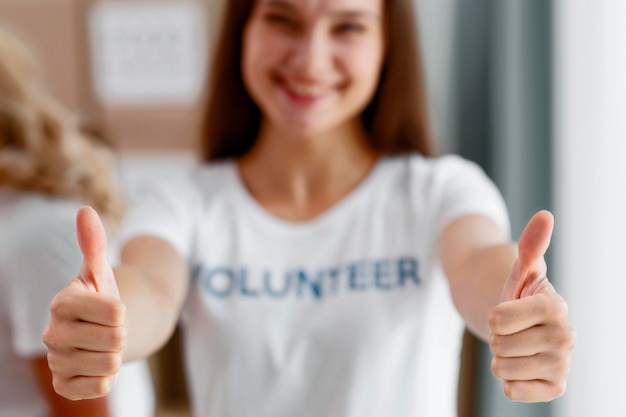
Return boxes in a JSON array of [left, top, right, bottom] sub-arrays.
[[0, 0, 212, 153], [0, 0, 88, 111]]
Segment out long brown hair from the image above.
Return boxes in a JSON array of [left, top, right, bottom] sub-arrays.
[[0, 26, 125, 226], [202, 0, 435, 161]]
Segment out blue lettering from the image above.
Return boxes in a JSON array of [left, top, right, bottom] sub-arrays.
[[398, 257, 421, 286], [239, 268, 259, 297], [203, 267, 235, 298], [296, 270, 323, 299], [348, 261, 367, 291], [198, 255, 422, 300], [263, 270, 291, 298], [374, 259, 393, 290]]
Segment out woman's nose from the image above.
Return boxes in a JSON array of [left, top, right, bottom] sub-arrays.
[[286, 31, 333, 77]]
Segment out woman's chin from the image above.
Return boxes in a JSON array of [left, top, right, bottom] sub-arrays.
[[273, 119, 333, 140]]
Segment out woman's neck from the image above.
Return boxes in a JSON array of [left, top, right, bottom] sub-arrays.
[[237, 120, 379, 221]]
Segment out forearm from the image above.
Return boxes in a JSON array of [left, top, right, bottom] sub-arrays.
[[448, 243, 517, 340], [111, 235, 190, 362], [114, 265, 181, 361]]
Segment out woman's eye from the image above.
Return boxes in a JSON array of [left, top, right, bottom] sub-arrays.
[[334, 23, 366, 34], [264, 13, 295, 27]]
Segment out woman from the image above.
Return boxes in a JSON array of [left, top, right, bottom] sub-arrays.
[[43, 1, 574, 416], [0, 26, 153, 417]]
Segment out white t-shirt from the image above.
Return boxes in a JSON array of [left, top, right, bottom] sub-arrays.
[[0, 191, 154, 417], [120, 153, 510, 417]]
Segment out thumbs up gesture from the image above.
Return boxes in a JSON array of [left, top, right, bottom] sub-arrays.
[[43, 206, 126, 400], [488, 210, 575, 402]]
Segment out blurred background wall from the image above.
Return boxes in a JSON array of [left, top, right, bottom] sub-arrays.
[[0, 0, 223, 154], [552, 1, 626, 416], [1, 0, 624, 416]]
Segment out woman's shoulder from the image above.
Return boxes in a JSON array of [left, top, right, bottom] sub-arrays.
[[140, 158, 236, 188], [120, 157, 236, 204], [191, 159, 241, 196], [382, 152, 487, 179], [121, 158, 239, 219], [195, 158, 238, 180]]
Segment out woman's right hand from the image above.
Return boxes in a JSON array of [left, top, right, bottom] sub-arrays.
[[43, 206, 126, 400]]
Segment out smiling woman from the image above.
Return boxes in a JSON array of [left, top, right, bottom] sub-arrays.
[[41, 1, 574, 417], [203, 0, 433, 160]]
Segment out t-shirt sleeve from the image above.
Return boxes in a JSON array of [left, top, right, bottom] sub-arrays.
[[119, 169, 199, 260], [8, 205, 83, 357], [427, 155, 511, 239]]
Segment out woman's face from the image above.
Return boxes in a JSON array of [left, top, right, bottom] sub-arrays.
[[242, 0, 385, 139]]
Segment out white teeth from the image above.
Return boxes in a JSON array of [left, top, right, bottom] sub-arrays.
[[286, 82, 329, 97]]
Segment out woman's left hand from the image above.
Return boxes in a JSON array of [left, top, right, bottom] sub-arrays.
[[488, 210, 575, 402]]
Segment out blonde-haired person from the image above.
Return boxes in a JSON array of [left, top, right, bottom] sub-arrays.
[[0, 26, 154, 417]]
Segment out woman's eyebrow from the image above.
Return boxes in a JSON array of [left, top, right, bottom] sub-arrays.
[[262, 0, 298, 12], [262, 1, 380, 21], [329, 10, 381, 21]]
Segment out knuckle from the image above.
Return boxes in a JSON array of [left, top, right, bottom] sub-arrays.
[[554, 326, 576, 352], [502, 380, 519, 401], [557, 297, 570, 315], [46, 351, 59, 372], [52, 378, 78, 400], [546, 294, 569, 319], [104, 300, 126, 326], [41, 325, 55, 348], [553, 356, 571, 377], [568, 327, 577, 349], [491, 356, 503, 378], [102, 353, 123, 374], [94, 376, 114, 396], [47, 352, 75, 377], [42, 321, 71, 351], [50, 286, 78, 312], [550, 381, 567, 399], [48, 295, 66, 318], [552, 305, 569, 325], [489, 334, 504, 356], [107, 326, 127, 352], [488, 308, 504, 333]]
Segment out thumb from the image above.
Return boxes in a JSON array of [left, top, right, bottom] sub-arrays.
[[500, 210, 554, 301], [517, 210, 554, 270], [76, 206, 119, 298]]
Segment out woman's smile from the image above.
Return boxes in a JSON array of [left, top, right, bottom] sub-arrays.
[[273, 73, 341, 106]]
